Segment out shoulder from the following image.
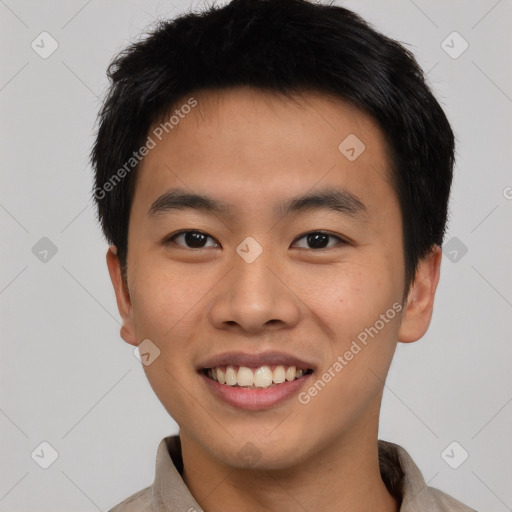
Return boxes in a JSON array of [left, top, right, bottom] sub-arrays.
[[379, 440, 478, 512], [427, 486, 479, 512], [107, 485, 153, 512]]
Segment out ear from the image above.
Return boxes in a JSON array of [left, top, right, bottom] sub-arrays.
[[397, 245, 442, 343], [106, 245, 138, 347]]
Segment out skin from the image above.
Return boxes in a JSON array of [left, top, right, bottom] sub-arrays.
[[106, 86, 442, 512]]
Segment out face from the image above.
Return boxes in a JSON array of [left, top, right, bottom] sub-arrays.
[[107, 87, 441, 469]]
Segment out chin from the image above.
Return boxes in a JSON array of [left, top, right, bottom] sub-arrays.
[[213, 430, 312, 471]]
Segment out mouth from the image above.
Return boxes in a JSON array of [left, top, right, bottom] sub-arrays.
[[202, 365, 314, 389], [197, 352, 316, 410]]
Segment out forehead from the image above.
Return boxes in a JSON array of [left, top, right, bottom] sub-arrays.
[[132, 87, 395, 221]]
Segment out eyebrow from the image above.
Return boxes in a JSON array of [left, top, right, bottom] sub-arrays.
[[147, 187, 368, 221]]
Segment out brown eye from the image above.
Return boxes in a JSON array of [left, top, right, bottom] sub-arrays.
[[165, 230, 219, 249], [292, 231, 346, 249]]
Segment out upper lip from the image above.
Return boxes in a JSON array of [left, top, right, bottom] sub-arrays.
[[198, 351, 316, 371]]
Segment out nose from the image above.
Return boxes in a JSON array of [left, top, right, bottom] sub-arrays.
[[208, 244, 301, 335]]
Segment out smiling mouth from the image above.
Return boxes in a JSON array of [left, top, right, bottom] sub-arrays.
[[202, 365, 314, 389]]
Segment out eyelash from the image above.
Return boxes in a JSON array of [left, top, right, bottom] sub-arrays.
[[163, 230, 348, 250]]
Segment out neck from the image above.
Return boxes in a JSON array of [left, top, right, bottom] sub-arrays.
[[180, 409, 399, 512]]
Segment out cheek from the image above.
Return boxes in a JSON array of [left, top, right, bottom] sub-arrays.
[[130, 259, 205, 336], [130, 266, 205, 420], [299, 263, 398, 333], [297, 263, 401, 385], [298, 313, 399, 438]]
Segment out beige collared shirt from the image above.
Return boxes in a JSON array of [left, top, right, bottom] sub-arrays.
[[108, 435, 477, 512]]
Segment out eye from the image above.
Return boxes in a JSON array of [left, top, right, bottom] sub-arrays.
[[163, 230, 347, 250], [164, 230, 220, 249], [292, 231, 346, 249]]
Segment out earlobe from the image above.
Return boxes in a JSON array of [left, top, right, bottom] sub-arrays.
[[397, 245, 442, 343], [106, 245, 139, 347]]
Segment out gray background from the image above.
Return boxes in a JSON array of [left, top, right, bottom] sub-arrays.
[[1, 0, 511, 510]]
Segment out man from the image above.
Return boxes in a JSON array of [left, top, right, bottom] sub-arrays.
[[91, 0, 477, 510]]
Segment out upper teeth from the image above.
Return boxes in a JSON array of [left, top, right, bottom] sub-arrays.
[[206, 365, 306, 388]]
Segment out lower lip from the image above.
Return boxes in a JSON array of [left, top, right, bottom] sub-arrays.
[[199, 371, 313, 411]]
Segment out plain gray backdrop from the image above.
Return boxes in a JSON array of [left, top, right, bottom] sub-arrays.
[[1, 0, 511, 510]]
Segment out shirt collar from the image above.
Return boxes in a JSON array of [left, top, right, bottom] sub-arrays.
[[382, 440, 434, 511], [149, 435, 438, 512]]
